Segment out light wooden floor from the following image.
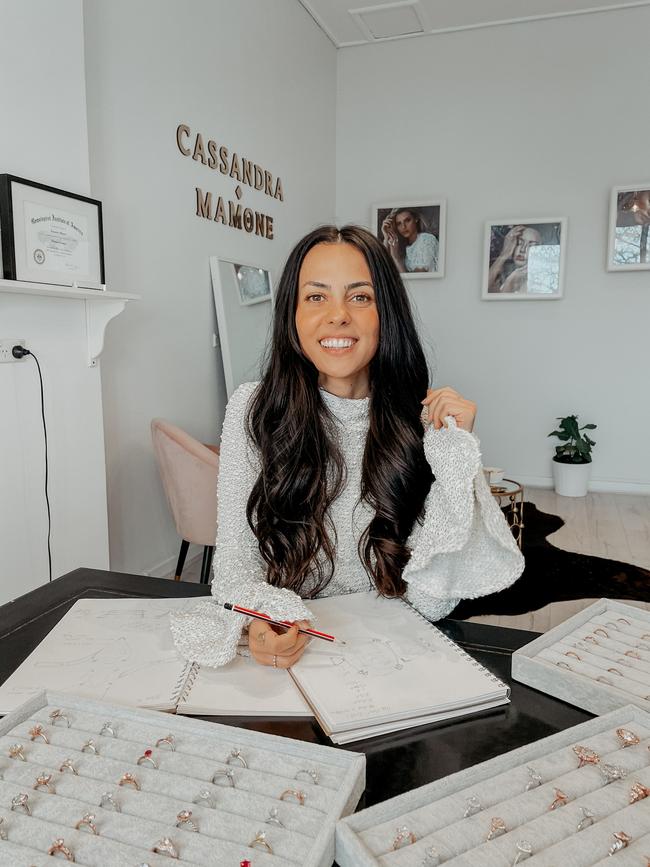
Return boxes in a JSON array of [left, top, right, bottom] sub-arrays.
[[467, 488, 650, 633], [176, 489, 650, 633]]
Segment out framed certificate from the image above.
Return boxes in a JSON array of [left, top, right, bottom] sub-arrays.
[[0, 175, 105, 289]]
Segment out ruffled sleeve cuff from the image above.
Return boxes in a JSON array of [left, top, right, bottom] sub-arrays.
[[403, 418, 524, 599]]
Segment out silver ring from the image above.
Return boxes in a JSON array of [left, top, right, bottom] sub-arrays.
[[525, 766, 542, 790], [137, 750, 158, 768], [577, 805, 594, 831], [175, 810, 198, 832], [249, 830, 273, 853], [266, 806, 284, 827], [49, 709, 71, 728], [392, 825, 417, 849], [422, 846, 441, 866], [81, 738, 98, 754], [152, 836, 179, 858], [11, 794, 30, 815], [33, 772, 55, 793], [600, 763, 626, 784], [463, 794, 482, 816], [156, 734, 176, 751], [99, 721, 116, 738], [193, 789, 216, 809], [28, 724, 49, 743], [513, 840, 532, 863], [75, 813, 98, 834], [295, 768, 320, 785], [59, 758, 78, 775], [8, 744, 26, 761], [226, 748, 247, 768], [211, 769, 235, 787], [99, 792, 121, 812]]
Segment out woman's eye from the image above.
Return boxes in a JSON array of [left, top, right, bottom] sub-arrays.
[[306, 293, 325, 302], [351, 293, 372, 303]]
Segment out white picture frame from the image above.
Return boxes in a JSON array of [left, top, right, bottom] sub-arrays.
[[482, 217, 567, 301], [607, 183, 650, 271], [371, 198, 446, 279], [210, 257, 273, 398]]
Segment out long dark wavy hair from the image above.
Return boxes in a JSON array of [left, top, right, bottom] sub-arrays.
[[246, 224, 433, 598]]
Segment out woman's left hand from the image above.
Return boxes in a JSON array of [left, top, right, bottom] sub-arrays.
[[422, 387, 477, 432]]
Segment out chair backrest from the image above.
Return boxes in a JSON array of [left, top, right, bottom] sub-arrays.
[[151, 418, 220, 546]]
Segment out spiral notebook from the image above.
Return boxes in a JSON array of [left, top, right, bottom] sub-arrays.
[[289, 592, 510, 743]]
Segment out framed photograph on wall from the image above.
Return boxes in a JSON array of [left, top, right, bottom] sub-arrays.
[[482, 218, 567, 300], [371, 199, 446, 279], [234, 262, 272, 306], [607, 184, 650, 271], [0, 174, 105, 290], [210, 257, 273, 398]]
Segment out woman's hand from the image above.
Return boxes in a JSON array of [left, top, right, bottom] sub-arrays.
[[248, 618, 311, 668], [381, 217, 397, 247], [422, 387, 477, 432], [499, 225, 525, 261]]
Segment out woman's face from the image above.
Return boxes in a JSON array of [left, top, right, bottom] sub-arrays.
[[513, 228, 542, 266], [395, 211, 418, 242], [295, 242, 380, 395]]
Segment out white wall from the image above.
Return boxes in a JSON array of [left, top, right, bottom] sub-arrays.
[[336, 6, 650, 491], [0, 0, 109, 604], [83, 0, 337, 576]]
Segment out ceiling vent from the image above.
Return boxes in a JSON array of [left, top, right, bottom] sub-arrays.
[[351, 2, 425, 41]]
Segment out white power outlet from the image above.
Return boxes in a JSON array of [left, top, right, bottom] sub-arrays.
[[0, 339, 26, 363]]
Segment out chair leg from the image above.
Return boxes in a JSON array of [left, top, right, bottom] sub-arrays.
[[174, 539, 190, 581], [200, 545, 214, 584]]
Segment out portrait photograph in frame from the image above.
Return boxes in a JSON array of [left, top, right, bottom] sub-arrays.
[[371, 199, 446, 279], [607, 184, 650, 271], [482, 218, 567, 300], [0, 174, 105, 290], [234, 262, 272, 306]]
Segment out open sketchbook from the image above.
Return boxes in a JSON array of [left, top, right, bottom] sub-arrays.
[[289, 592, 510, 743], [0, 594, 508, 741], [0, 598, 310, 717]]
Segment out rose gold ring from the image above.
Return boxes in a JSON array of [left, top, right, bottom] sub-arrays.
[[60, 759, 78, 775], [249, 830, 273, 853], [572, 745, 600, 767], [392, 825, 417, 849], [630, 782, 650, 803], [565, 651, 581, 660], [176, 809, 199, 832], [75, 813, 98, 834], [48, 838, 75, 861], [8, 743, 26, 761], [155, 734, 176, 751], [28, 724, 49, 743], [49, 708, 71, 728], [549, 788, 569, 810], [280, 788, 306, 805], [594, 628, 609, 639], [617, 727, 640, 747], [137, 749, 158, 768], [33, 772, 55, 793], [625, 649, 642, 659], [118, 772, 140, 790], [152, 837, 179, 858], [608, 831, 631, 855], [486, 817, 507, 841], [608, 667, 623, 676]]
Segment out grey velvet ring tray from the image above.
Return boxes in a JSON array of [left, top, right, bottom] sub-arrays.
[[0, 690, 365, 866], [335, 705, 650, 866], [511, 599, 650, 716]]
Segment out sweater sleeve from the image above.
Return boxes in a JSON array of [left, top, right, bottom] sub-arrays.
[[170, 382, 313, 667], [403, 417, 524, 619]]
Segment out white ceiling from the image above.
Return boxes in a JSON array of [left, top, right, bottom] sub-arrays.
[[298, 0, 650, 47]]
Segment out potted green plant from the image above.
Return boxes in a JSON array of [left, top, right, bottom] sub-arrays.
[[548, 414, 597, 497]]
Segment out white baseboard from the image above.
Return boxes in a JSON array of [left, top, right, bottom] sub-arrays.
[[519, 475, 650, 495], [142, 546, 203, 579]]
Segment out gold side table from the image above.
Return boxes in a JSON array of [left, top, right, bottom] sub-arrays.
[[490, 478, 524, 549]]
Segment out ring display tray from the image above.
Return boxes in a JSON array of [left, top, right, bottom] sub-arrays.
[[335, 705, 650, 866], [0, 690, 365, 866], [511, 599, 650, 716]]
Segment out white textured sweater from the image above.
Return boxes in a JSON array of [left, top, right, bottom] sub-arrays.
[[170, 382, 525, 666]]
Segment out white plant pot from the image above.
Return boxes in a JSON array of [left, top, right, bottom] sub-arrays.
[[552, 459, 592, 497]]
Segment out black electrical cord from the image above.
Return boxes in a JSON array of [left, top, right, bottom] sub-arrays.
[[12, 345, 52, 581]]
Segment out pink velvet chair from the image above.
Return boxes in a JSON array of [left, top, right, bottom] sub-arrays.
[[151, 419, 220, 583]]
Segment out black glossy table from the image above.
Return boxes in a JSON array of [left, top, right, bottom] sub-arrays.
[[0, 568, 592, 813]]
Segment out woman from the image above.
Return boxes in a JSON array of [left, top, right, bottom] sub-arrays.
[[171, 225, 524, 668], [487, 224, 542, 294], [381, 208, 438, 273]]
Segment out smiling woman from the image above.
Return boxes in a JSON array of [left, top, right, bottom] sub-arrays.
[[171, 225, 524, 670]]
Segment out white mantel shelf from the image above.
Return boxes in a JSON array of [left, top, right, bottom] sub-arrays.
[[0, 278, 140, 366]]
